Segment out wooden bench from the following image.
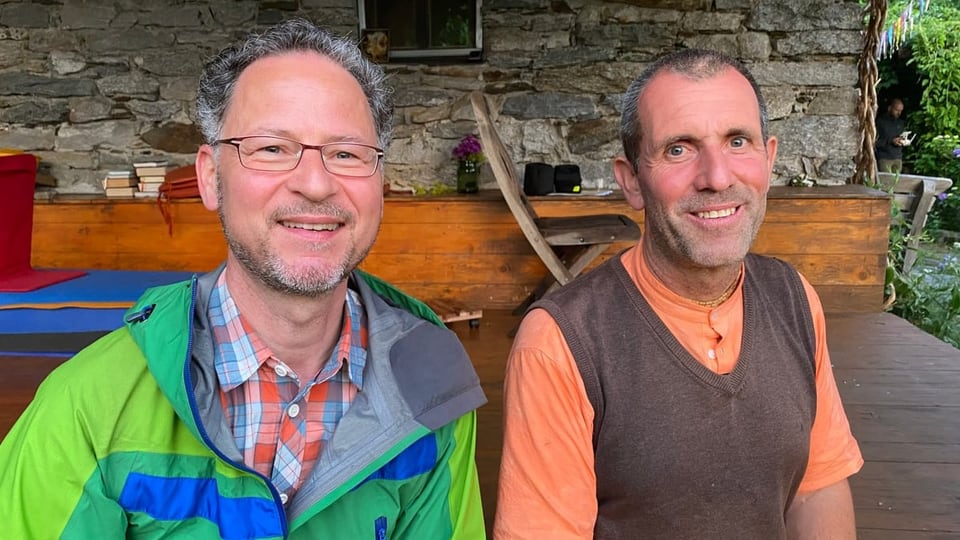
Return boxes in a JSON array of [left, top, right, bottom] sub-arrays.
[[877, 172, 954, 273], [28, 186, 890, 313]]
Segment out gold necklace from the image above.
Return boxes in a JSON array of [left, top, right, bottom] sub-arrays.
[[690, 276, 740, 308]]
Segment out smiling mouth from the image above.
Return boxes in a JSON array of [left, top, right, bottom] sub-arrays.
[[281, 221, 339, 231], [695, 207, 738, 219]]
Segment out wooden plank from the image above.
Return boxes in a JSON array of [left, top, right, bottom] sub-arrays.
[[858, 531, 960, 540], [843, 405, 960, 445], [827, 313, 960, 371], [858, 442, 960, 464], [850, 461, 960, 532], [833, 368, 960, 406]]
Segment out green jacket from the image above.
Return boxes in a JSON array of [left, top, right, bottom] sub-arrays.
[[0, 269, 487, 539]]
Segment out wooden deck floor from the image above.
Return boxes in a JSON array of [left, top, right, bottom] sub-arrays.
[[2, 311, 958, 537]]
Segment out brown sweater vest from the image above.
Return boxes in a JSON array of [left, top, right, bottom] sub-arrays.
[[533, 254, 817, 539]]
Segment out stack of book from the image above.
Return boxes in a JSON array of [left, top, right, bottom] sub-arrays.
[[102, 170, 138, 198], [134, 160, 169, 196]]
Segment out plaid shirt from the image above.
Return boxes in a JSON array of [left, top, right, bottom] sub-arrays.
[[209, 272, 367, 502]]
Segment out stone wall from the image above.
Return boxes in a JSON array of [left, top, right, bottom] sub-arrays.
[[0, 0, 863, 194]]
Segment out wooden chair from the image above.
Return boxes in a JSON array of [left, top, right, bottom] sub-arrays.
[[470, 91, 641, 314], [877, 172, 953, 274]]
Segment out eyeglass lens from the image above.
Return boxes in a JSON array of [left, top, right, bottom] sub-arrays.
[[234, 136, 380, 176]]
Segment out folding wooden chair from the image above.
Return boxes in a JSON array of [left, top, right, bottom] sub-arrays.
[[877, 172, 953, 274], [470, 91, 641, 315]]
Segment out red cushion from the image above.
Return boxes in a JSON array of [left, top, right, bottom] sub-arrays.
[[0, 154, 86, 292]]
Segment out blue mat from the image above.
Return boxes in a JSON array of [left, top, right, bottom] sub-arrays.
[[0, 269, 196, 356], [0, 269, 194, 308], [0, 307, 127, 334]]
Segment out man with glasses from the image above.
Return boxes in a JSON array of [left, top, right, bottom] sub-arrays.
[[0, 18, 487, 539]]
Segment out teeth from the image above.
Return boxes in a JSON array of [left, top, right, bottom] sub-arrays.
[[696, 207, 736, 219], [283, 221, 338, 231]]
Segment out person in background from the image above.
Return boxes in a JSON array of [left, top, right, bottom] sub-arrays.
[[495, 48, 863, 539], [0, 18, 486, 539], [876, 97, 907, 173]]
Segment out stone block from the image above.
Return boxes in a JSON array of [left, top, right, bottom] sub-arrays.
[[566, 117, 619, 154], [533, 47, 615, 69], [60, 4, 115, 29], [502, 93, 597, 120], [393, 87, 453, 108], [159, 77, 198, 102], [0, 73, 97, 97], [68, 97, 117, 123], [749, 0, 862, 31], [56, 120, 140, 152], [771, 115, 858, 159], [533, 62, 645, 95], [0, 99, 69, 124], [682, 34, 739, 57], [806, 87, 859, 116], [750, 62, 857, 87], [126, 100, 183, 123], [51, 51, 87, 75], [776, 30, 862, 56], [210, 2, 258, 26], [84, 29, 176, 53], [138, 6, 212, 27], [0, 126, 56, 151], [97, 73, 160, 98], [715, 0, 756, 10], [141, 123, 204, 154], [137, 49, 205, 76], [738, 32, 771, 60], [0, 2, 50, 28], [762, 86, 797, 120], [486, 0, 547, 9], [680, 12, 743, 32]]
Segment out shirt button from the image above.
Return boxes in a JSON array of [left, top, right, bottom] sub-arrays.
[[287, 403, 301, 418], [274, 365, 288, 378], [279, 493, 289, 505]]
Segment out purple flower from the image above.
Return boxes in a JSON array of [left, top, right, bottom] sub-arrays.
[[938, 192, 949, 201], [453, 134, 484, 162], [953, 147, 960, 158]]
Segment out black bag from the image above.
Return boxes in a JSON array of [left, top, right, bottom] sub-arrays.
[[554, 164, 582, 193], [523, 162, 555, 196]]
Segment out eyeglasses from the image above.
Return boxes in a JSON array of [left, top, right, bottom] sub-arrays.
[[214, 135, 384, 177]]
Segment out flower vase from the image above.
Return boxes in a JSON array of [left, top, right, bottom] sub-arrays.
[[457, 160, 479, 194]]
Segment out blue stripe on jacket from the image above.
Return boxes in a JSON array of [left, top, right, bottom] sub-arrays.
[[119, 473, 283, 539]]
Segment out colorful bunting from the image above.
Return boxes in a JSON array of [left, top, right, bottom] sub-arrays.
[[877, 0, 934, 59]]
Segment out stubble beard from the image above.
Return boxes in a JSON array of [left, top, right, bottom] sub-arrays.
[[650, 197, 765, 270], [217, 185, 375, 298]]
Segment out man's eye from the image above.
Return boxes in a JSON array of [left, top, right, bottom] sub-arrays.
[[332, 150, 360, 160], [257, 145, 284, 155], [731, 137, 747, 148], [667, 145, 684, 157]]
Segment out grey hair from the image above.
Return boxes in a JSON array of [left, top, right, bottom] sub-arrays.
[[619, 48, 769, 169], [195, 18, 394, 149]]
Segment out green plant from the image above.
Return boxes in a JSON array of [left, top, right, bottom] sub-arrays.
[[888, 241, 960, 348]]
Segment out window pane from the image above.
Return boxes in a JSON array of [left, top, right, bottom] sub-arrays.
[[362, 0, 478, 53], [430, 0, 475, 48]]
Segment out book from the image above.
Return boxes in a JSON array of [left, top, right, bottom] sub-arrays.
[[132, 160, 168, 168], [103, 177, 138, 189], [105, 186, 137, 198], [135, 166, 169, 177], [105, 170, 135, 178]]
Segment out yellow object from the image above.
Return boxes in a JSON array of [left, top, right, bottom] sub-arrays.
[[0, 148, 40, 164]]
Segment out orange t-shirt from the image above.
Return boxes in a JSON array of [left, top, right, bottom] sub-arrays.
[[494, 246, 863, 539]]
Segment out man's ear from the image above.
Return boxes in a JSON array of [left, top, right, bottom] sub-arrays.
[[195, 144, 220, 212], [764, 136, 779, 174], [613, 155, 644, 211]]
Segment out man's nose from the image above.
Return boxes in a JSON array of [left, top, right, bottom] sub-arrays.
[[286, 148, 338, 199], [695, 146, 734, 192]]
